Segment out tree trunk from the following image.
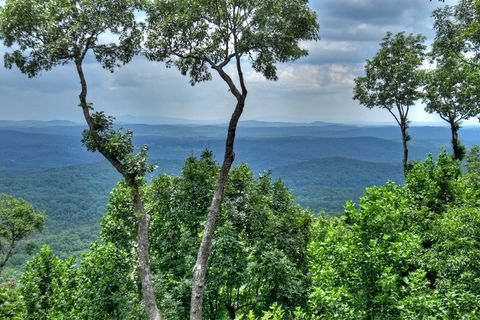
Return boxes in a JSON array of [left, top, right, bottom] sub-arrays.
[[400, 124, 409, 177], [450, 120, 464, 160], [75, 61, 163, 320], [225, 304, 236, 320], [190, 98, 245, 320], [134, 189, 163, 320]]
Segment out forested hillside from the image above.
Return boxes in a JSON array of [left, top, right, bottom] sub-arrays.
[[1, 0, 480, 318], [0, 121, 476, 269], [3, 149, 480, 319]]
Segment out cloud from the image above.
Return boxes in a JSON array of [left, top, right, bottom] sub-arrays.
[[313, 0, 454, 50], [0, 0, 459, 124]]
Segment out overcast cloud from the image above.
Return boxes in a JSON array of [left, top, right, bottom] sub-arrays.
[[0, 0, 461, 124]]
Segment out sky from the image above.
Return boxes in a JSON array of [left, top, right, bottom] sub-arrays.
[[0, 0, 465, 125]]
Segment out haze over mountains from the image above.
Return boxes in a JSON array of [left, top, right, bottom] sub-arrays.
[[0, 119, 478, 265]]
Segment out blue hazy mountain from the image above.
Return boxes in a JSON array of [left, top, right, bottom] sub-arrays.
[[2, 121, 475, 170], [0, 120, 478, 265]]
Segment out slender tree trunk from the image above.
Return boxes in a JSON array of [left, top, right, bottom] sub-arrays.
[[190, 98, 245, 320], [400, 124, 409, 177], [134, 189, 163, 320], [75, 61, 163, 320], [449, 120, 464, 160], [225, 304, 236, 320], [451, 121, 459, 159], [0, 238, 16, 272]]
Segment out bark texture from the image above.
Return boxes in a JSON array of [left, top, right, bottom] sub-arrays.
[[76, 60, 163, 320], [400, 124, 409, 176], [134, 189, 163, 320], [190, 55, 247, 320], [388, 104, 410, 177], [449, 119, 464, 160]]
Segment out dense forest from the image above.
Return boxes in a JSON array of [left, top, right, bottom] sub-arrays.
[[1, 149, 480, 319], [1, 0, 480, 319]]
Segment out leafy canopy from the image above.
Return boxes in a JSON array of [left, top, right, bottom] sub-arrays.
[[353, 32, 426, 122], [144, 0, 320, 84], [424, 55, 480, 122], [101, 151, 313, 319], [307, 150, 480, 319], [0, 193, 45, 271], [0, 0, 154, 186], [0, 0, 141, 76], [433, 0, 480, 63]]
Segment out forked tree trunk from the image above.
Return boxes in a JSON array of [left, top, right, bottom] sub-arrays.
[[75, 61, 162, 320], [190, 98, 245, 320]]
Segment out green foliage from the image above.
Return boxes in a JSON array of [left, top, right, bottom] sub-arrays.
[[20, 246, 61, 320], [353, 32, 426, 117], [0, 0, 140, 76], [466, 145, 480, 184], [19, 243, 144, 319], [432, 0, 480, 65], [425, 206, 480, 319], [82, 111, 156, 185], [71, 242, 143, 319], [354, 31, 426, 173], [424, 55, 480, 123], [102, 151, 313, 319], [0, 0, 154, 187], [0, 284, 25, 320], [6, 149, 480, 320], [0, 193, 45, 271], [405, 151, 461, 214], [82, 112, 135, 161], [309, 183, 424, 319], [424, 44, 480, 159], [145, 0, 320, 84], [306, 150, 480, 319]]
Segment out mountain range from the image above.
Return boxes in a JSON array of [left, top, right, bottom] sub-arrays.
[[0, 120, 478, 267]]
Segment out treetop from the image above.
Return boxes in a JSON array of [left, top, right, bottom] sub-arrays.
[[144, 0, 320, 84], [0, 0, 141, 77]]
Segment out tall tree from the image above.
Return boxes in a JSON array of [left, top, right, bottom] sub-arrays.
[[20, 246, 61, 320], [424, 54, 480, 160], [432, 0, 480, 62], [101, 152, 313, 319], [144, 1, 319, 318], [353, 32, 426, 175], [0, 193, 45, 271], [0, 1, 162, 319], [432, 0, 480, 125]]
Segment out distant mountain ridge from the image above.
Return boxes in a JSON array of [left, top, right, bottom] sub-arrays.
[[0, 120, 478, 267], [0, 120, 80, 127], [273, 157, 404, 188], [2, 120, 478, 172]]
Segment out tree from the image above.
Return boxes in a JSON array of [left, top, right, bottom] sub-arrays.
[[19, 242, 143, 319], [0, 280, 25, 320], [432, 0, 480, 126], [306, 151, 480, 319], [20, 246, 61, 320], [101, 152, 313, 319], [405, 152, 461, 216], [144, 2, 319, 318], [466, 146, 480, 177], [432, 0, 480, 63], [424, 54, 480, 160], [0, 1, 162, 319], [69, 242, 143, 319], [0, 193, 45, 271], [353, 32, 426, 175]]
